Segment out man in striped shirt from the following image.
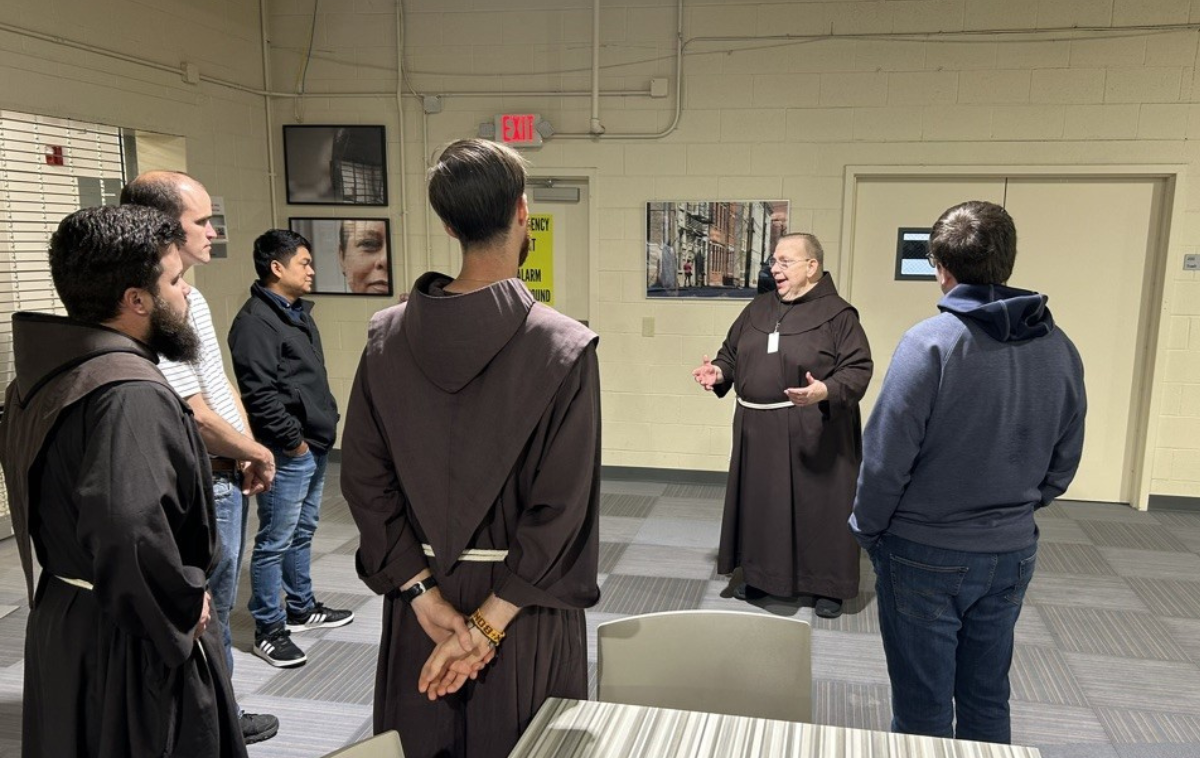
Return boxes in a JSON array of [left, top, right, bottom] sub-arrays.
[[122, 171, 280, 745]]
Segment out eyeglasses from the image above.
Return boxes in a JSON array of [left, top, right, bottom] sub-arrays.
[[768, 257, 815, 270], [925, 252, 937, 267]]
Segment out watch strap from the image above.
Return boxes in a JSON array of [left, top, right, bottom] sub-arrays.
[[399, 575, 438, 604]]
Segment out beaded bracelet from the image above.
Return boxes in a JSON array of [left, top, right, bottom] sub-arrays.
[[469, 609, 505, 648]]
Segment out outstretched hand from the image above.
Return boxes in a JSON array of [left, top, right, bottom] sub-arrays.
[[785, 372, 828, 407], [691, 355, 724, 391]]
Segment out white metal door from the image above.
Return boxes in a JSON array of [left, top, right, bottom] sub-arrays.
[[848, 175, 1164, 504]]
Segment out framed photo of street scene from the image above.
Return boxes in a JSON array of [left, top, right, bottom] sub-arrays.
[[646, 200, 790, 299], [288, 217, 394, 297], [283, 125, 388, 206]]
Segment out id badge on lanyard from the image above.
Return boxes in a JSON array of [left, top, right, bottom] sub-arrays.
[[767, 329, 780, 354]]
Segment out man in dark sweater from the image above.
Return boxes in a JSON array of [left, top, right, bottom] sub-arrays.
[[850, 201, 1086, 744], [228, 229, 353, 668]]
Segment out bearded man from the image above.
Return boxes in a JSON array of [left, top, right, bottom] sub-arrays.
[[0, 205, 246, 758]]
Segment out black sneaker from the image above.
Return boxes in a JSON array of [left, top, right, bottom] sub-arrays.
[[814, 596, 844, 619], [286, 602, 355, 632], [253, 628, 307, 668], [733, 583, 766, 601], [240, 712, 279, 744]]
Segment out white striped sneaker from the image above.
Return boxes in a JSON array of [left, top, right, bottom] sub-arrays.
[[285, 602, 355, 632], [253, 628, 307, 668]]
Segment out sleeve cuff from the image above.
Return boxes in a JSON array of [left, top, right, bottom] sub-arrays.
[[355, 549, 428, 596], [492, 566, 599, 610]]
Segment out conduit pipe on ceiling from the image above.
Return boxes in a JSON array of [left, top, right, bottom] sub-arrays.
[[589, 0, 605, 135], [0, 20, 656, 102], [259, 0, 278, 228], [395, 0, 410, 288], [9, 11, 1198, 142], [553, 0, 684, 140]]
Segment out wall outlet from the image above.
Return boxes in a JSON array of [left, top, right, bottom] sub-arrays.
[[642, 317, 655, 337]]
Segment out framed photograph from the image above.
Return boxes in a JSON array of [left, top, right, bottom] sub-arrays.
[[288, 217, 393, 296], [646, 201, 790, 299], [283, 125, 388, 206]]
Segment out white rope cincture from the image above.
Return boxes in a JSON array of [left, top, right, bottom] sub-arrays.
[[421, 544, 509, 562], [736, 398, 794, 410], [55, 575, 94, 590]]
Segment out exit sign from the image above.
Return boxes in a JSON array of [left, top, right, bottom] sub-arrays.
[[495, 113, 543, 148]]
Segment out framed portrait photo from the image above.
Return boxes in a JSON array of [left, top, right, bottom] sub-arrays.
[[283, 125, 388, 206], [288, 217, 393, 297]]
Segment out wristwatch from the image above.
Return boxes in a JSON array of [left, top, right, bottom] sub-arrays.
[[398, 576, 438, 604]]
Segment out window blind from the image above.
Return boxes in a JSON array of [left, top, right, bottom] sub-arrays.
[[0, 110, 125, 389]]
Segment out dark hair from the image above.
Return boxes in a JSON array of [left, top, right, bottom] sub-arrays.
[[120, 171, 201, 217], [929, 201, 1017, 285], [427, 139, 527, 247], [777, 232, 824, 267], [253, 229, 311, 283], [49, 205, 185, 323]]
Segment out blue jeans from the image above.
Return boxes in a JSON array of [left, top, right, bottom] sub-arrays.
[[211, 472, 247, 674], [248, 449, 327, 633], [870, 534, 1037, 744]]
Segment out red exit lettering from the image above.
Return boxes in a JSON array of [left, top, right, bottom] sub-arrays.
[[502, 114, 535, 144]]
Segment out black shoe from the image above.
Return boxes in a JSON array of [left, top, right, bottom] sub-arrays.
[[253, 628, 307, 668], [286, 601, 355, 632], [240, 712, 279, 744], [814, 596, 843, 618], [733, 583, 766, 601]]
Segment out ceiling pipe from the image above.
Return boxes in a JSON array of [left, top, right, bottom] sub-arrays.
[[589, 0, 605, 136]]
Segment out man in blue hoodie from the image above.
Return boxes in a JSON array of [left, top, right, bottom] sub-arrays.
[[850, 200, 1086, 744]]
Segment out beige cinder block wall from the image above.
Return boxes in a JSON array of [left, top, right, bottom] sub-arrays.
[[256, 0, 1199, 505], [0, 0, 274, 342], [16, 1, 1194, 505]]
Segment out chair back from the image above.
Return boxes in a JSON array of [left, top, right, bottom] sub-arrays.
[[321, 730, 405, 758], [597, 609, 812, 722]]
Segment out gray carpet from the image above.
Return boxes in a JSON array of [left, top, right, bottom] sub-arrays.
[[1, 464, 1199, 756]]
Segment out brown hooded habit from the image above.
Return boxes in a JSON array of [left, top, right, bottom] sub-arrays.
[[711, 274, 873, 599], [341, 273, 601, 758], [0, 312, 244, 758]]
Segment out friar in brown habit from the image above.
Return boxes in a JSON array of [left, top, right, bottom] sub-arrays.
[[0, 206, 245, 758], [693, 233, 873, 619], [341, 139, 600, 758]]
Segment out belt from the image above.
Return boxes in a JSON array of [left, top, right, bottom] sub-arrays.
[[56, 576, 209, 662], [210, 457, 238, 474], [421, 544, 509, 562], [736, 397, 793, 410], [56, 575, 94, 590]]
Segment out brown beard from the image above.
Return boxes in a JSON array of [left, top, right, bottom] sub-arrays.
[[518, 233, 531, 267], [148, 294, 201, 363]]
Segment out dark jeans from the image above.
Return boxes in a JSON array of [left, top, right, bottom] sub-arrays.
[[248, 449, 327, 633], [870, 534, 1037, 744]]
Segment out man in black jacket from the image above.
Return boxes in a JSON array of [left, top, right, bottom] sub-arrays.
[[228, 229, 353, 668]]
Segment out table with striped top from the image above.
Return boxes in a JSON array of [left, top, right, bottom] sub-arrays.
[[508, 698, 1042, 758]]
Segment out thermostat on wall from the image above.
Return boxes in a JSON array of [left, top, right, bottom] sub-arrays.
[[895, 228, 935, 281]]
